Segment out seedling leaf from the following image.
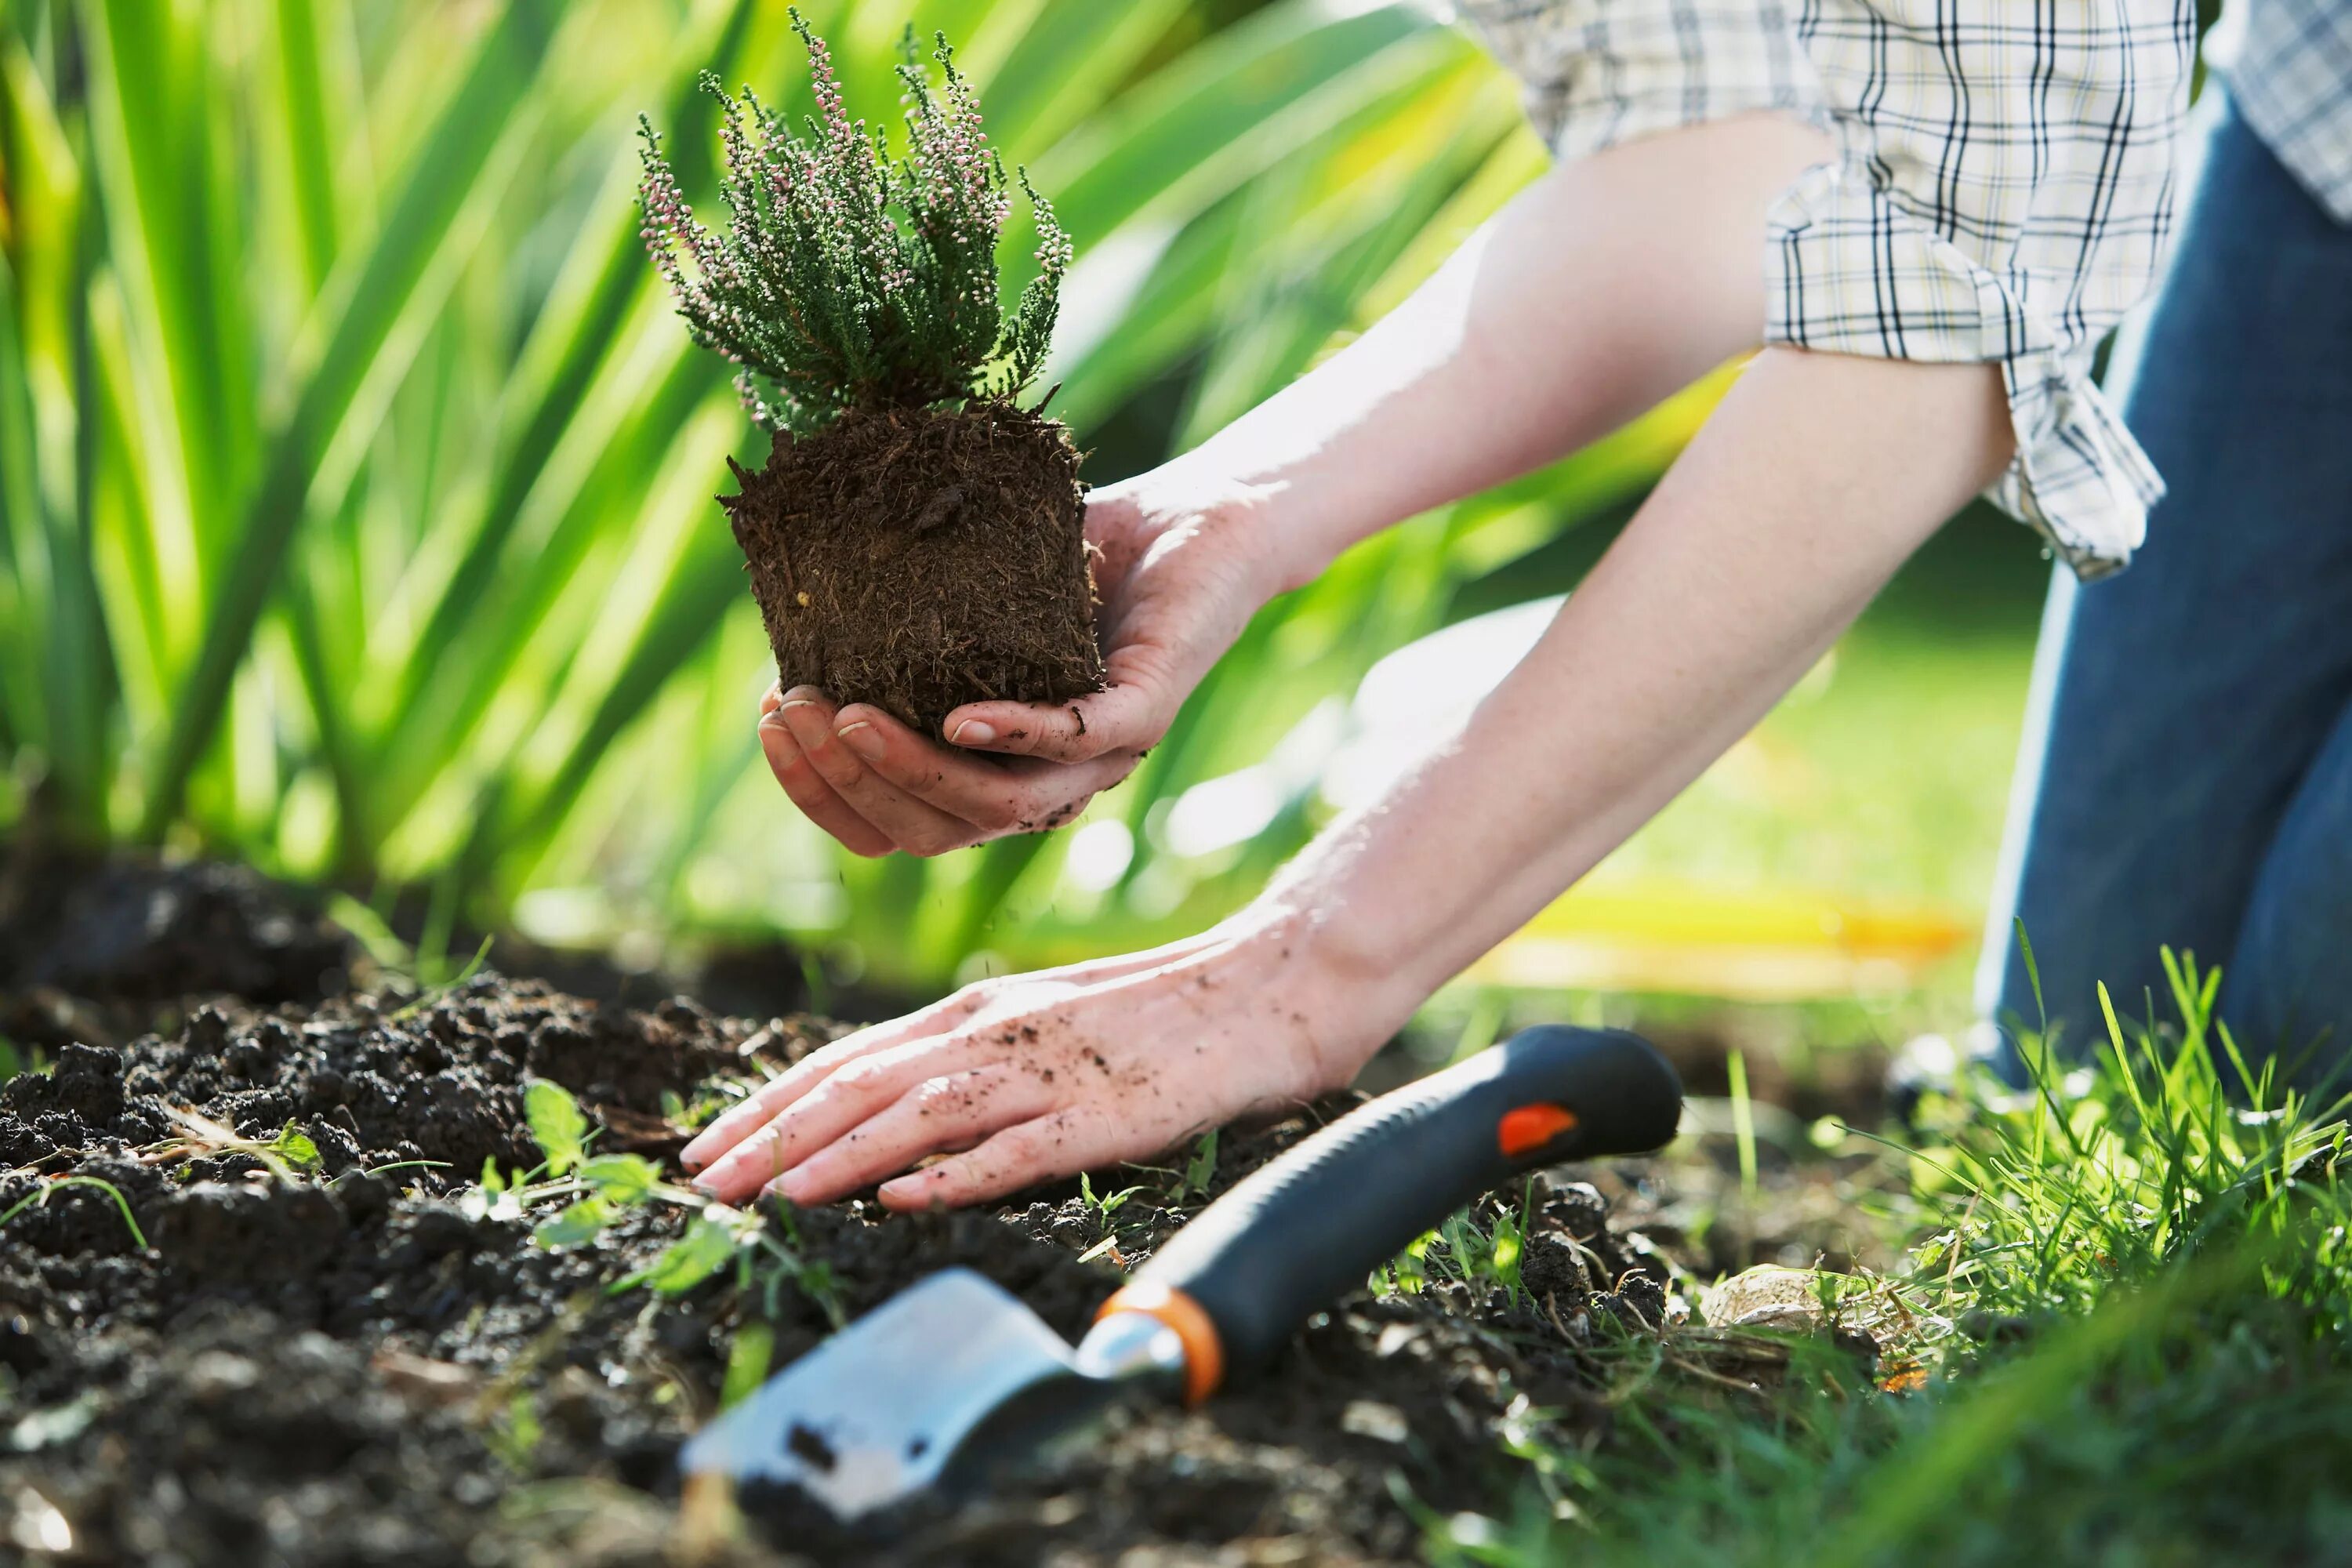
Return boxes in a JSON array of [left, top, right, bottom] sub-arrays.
[[720, 1322, 775, 1410], [534, 1197, 612, 1248], [524, 1080, 590, 1175], [623, 1211, 745, 1296], [1180, 1129, 1219, 1203], [580, 1153, 662, 1207], [268, 1121, 321, 1170]]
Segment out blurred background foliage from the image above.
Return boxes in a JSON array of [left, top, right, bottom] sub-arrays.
[[0, 0, 2050, 1029]]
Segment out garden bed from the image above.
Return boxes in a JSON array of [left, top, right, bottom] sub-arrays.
[[1, 857, 1715, 1567]]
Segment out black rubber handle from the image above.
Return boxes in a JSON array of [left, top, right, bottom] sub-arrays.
[[1132, 1025, 1681, 1381]]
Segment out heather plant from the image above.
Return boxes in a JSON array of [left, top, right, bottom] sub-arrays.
[[637, 14, 1072, 436]]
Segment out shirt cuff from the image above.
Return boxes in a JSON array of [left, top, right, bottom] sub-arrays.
[[1762, 160, 2163, 580]]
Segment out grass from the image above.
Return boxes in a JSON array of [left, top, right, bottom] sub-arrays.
[[1410, 950, 2350, 1564]]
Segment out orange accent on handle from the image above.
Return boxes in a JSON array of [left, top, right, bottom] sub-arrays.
[[1097, 1281, 1225, 1406], [1497, 1102, 1579, 1159]]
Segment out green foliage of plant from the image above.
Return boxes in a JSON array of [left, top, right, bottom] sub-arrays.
[[488, 1387, 545, 1472], [523, 1079, 592, 1178], [534, 1197, 615, 1249], [619, 1209, 742, 1296], [492, 1075, 833, 1324], [1178, 1128, 1220, 1205], [264, 1121, 322, 1171], [720, 1319, 775, 1409], [1371, 1178, 1534, 1304], [1077, 1171, 1142, 1221], [639, 14, 1070, 434]]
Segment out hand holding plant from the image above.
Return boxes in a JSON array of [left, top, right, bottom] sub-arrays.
[[640, 14, 1102, 749], [762, 470, 1295, 855]]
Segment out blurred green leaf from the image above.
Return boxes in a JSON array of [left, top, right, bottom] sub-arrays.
[[524, 1078, 589, 1176], [533, 1196, 612, 1249]]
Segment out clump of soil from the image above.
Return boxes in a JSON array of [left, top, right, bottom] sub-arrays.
[[0, 840, 361, 1058], [724, 401, 1104, 739], [1, 858, 1697, 1568]]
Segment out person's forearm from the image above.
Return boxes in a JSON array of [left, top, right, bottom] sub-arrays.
[[1165, 115, 1835, 588], [1259, 348, 2016, 1065]]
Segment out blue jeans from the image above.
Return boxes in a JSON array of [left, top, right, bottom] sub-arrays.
[[1979, 97, 2352, 1088]]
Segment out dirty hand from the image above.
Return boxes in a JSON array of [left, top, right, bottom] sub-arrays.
[[757, 473, 1294, 857], [678, 911, 1403, 1210]]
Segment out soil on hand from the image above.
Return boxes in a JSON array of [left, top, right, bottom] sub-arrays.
[[725, 401, 1104, 738], [1, 858, 1690, 1568]]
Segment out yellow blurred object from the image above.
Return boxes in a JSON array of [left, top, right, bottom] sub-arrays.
[[1460, 880, 1970, 1002]]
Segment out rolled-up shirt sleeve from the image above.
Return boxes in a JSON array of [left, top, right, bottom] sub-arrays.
[[1457, 0, 2198, 579]]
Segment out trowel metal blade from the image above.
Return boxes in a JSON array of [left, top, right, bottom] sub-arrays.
[[680, 1268, 1092, 1518]]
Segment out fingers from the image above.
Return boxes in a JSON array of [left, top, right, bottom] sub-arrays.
[[940, 680, 1166, 764], [836, 704, 1136, 834], [877, 1105, 1121, 1211], [774, 1063, 1056, 1205], [681, 989, 991, 1174], [775, 688, 977, 857], [760, 710, 895, 858], [689, 1029, 991, 1202]]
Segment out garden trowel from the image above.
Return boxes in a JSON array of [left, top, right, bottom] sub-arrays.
[[681, 1024, 1682, 1517]]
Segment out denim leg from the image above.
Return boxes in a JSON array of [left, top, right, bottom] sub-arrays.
[[1979, 99, 2352, 1069], [2223, 701, 2352, 1090]]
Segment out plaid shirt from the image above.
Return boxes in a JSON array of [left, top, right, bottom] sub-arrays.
[[2230, 0, 2352, 223], [1456, 0, 2201, 579]]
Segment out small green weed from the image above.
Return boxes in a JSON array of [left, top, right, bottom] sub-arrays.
[[720, 1322, 775, 1411], [1373, 1180, 1537, 1305], [129, 1108, 327, 1185], [0, 1174, 148, 1250], [1177, 1130, 1220, 1205], [470, 1080, 840, 1333]]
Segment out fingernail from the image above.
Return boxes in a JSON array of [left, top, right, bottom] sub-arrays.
[[773, 1168, 813, 1203], [837, 720, 883, 760], [949, 719, 996, 746]]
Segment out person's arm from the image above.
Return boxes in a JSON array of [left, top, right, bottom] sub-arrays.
[[759, 114, 1839, 853], [682, 343, 2013, 1208]]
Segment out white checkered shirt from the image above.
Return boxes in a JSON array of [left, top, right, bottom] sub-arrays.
[[1455, 0, 2201, 579], [2230, 0, 2352, 223]]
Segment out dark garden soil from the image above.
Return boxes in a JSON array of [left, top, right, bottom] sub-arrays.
[[726, 402, 1104, 739], [0, 855, 1791, 1567]]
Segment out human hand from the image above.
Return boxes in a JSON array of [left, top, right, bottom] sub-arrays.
[[677, 911, 1410, 1210], [759, 472, 1294, 857]]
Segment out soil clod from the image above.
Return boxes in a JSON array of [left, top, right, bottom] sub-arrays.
[[724, 402, 1104, 739]]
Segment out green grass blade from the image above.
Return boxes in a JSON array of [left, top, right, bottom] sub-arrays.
[[978, 0, 1191, 154], [137, 0, 561, 840], [495, 534, 747, 879], [271, 0, 344, 292], [1035, 2, 1444, 248], [368, 0, 756, 774]]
